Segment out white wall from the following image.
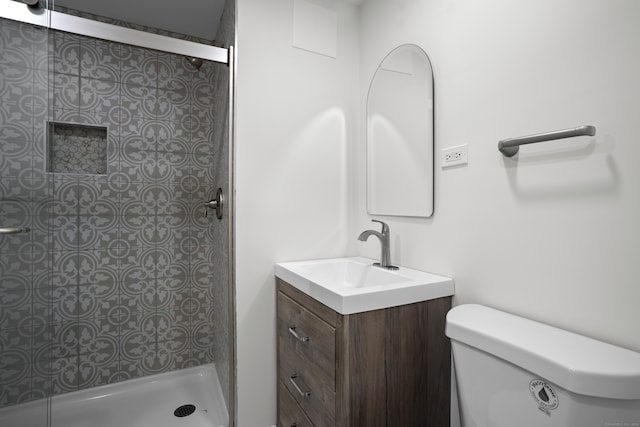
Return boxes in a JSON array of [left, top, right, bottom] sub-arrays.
[[235, 0, 640, 425], [235, 0, 359, 425], [355, 0, 640, 352]]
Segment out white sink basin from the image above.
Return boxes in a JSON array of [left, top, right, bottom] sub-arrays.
[[275, 257, 454, 314]]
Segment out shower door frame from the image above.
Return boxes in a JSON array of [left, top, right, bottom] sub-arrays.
[[1, 1, 237, 426], [1, 1, 229, 64]]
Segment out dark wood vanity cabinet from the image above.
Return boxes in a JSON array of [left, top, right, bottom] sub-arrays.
[[276, 278, 452, 427]]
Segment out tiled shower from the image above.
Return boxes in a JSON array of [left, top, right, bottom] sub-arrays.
[[0, 6, 231, 409]]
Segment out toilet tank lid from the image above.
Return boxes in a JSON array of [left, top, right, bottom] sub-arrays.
[[445, 304, 640, 400]]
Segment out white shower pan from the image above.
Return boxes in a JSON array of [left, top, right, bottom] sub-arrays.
[[0, 364, 228, 427]]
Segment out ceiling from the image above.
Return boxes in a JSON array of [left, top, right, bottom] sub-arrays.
[[55, 0, 227, 41]]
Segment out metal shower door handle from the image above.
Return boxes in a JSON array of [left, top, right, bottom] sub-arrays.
[[0, 227, 31, 235], [203, 188, 224, 219]]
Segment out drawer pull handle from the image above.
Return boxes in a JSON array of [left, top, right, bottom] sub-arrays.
[[288, 326, 309, 342], [289, 374, 312, 397]]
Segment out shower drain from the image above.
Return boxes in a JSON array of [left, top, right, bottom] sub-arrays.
[[174, 404, 196, 417]]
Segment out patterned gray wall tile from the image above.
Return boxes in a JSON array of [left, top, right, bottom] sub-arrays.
[[154, 247, 187, 281], [192, 79, 214, 112], [53, 73, 80, 110], [78, 317, 118, 354], [190, 152, 216, 184], [0, 64, 35, 103], [0, 327, 31, 369], [120, 47, 157, 88], [136, 349, 171, 376], [120, 277, 156, 314], [191, 305, 214, 343], [0, 289, 33, 331], [0, 136, 36, 175], [0, 200, 30, 221], [31, 287, 52, 328], [155, 215, 189, 248], [156, 310, 189, 344], [156, 277, 189, 312], [51, 286, 79, 324], [52, 177, 78, 215], [152, 347, 177, 373], [119, 311, 156, 365], [52, 216, 78, 251], [119, 246, 156, 282], [0, 268, 31, 295], [0, 178, 31, 201], [157, 90, 190, 122], [77, 250, 118, 286], [78, 215, 119, 250], [17, 248, 50, 289], [191, 138, 215, 157], [79, 39, 119, 83], [0, 368, 31, 406], [79, 78, 119, 116], [190, 330, 214, 365], [31, 68, 50, 120], [48, 356, 79, 395], [29, 375, 51, 402], [78, 354, 120, 389], [74, 110, 111, 128], [53, 33, 80, 75], [119, 215, 156, 248], [0, 21, 36, 69], [155, 151, 189, 183], [119, 146, 156, 182], [77, 178, 119, 216], [121, 84, 157, 119], [53, 108, 80, 124], [51, 251, 78, 288], [155, 121, 190, 153], [157, 52, 192, 91], [155, 184, 190, 216], [49, 322, 79, 360], [78, 283, 119, 319], [120, 120, 155, 151]]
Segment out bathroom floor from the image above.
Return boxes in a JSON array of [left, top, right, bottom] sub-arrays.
[[0, 364, 228, 427]]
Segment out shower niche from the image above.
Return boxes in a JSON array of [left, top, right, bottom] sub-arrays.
[[47, 121, 108, 174]]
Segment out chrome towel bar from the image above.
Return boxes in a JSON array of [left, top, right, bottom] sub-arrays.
[[0, 227, 31, 235], [498, 125, 596, 157]]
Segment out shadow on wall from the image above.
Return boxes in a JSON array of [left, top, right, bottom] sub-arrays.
[[501, 135, 620, 200]]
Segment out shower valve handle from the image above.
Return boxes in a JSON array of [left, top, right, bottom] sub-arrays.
[[203, 188, 224, 220]]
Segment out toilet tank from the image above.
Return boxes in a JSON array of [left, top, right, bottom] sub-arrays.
[[445, 304, 640, 427]]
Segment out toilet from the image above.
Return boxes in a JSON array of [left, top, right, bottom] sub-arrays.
[[445, 304, 640, 426]]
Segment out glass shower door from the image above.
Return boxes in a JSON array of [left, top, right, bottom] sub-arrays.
[[0, 12, 53, 427]]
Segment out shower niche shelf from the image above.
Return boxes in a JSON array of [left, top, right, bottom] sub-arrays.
[[47, 122, 108, 175]]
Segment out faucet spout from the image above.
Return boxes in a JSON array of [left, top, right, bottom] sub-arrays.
[[357, 220, 398, 270], [357, 229, 383, 242]]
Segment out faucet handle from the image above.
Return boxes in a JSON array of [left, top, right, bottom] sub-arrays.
[[371, 219, 389, 233]]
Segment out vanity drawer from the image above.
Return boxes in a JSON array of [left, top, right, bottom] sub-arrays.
[[277, 291, 335, 384], [278, 382, 314, 427], [279, 345, 336, 427], [278, 291, 336, 427]]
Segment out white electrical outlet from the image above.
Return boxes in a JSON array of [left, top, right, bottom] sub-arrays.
[[441, 144, 468, 167]]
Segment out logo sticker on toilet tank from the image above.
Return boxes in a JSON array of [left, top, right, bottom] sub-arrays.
[[529, 379, 559, 416]]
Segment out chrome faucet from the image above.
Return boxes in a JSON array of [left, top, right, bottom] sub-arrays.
[[357, 220, 398, 270]]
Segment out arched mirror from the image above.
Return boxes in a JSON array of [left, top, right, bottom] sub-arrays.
[[366, 44, 434, 217]]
